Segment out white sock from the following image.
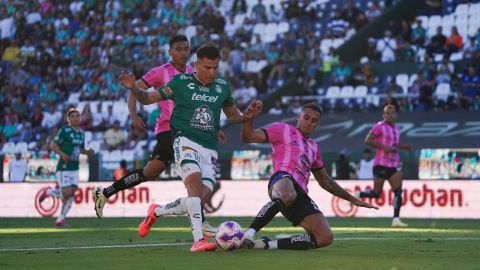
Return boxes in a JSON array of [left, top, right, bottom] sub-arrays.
[[154, 197, 188, 217], [59, 197, 74, 220], [269, 240, 278, 249], [47, 188, 63, 199], [187, 197, 203, 242], [244, 228, 256, 239]]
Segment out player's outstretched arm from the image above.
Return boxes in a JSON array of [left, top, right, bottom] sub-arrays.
[[240, 101, 267, 143], [127, 79, 149, 132], [223, 100, 263, 124], [312, 168, 378, 210], [119, 71, 163, 105]]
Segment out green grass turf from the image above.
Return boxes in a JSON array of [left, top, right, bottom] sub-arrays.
[[0, 217, 479, 270]]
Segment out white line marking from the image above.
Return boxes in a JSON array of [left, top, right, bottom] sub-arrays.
[[1, 238, 480, 252]]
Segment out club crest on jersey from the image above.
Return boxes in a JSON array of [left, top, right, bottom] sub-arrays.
[[215, 85, 222, 93], [190, 105, 214, 131], [163, 87, 173, 96]]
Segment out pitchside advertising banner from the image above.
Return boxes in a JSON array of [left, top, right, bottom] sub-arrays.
[[221, 111, 480, 151], [1, 181, 479, 219]]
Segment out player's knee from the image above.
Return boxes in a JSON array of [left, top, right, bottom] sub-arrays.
[[314, 231, 334, 248], [393, 188, 403, 197]]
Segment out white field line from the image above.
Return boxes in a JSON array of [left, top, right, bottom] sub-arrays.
[[2, 237, 480, 252]]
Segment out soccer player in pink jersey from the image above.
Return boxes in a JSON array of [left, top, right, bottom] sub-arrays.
[[357, 105, 412, 227], [240, 103, 377, 250]]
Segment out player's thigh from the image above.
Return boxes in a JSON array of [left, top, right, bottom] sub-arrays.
[[57, 171, 79, 198], [269, 176, 297, 206], [173, 136, 215, 196], [388, 171, 403, 190], [299, 212, 333, 247], [143, 159, 167, 180]]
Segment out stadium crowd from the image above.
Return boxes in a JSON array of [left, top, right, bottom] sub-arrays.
[[0, 0, 478, 153]]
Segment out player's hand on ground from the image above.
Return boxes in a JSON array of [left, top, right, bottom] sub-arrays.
[[119, 71, 136, 90], [132, 114, 147, 132], [217, 129, 227, 144], [352, 198, 379, 210]]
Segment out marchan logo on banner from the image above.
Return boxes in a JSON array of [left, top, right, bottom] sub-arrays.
[[331, 184, 464, 217], [34, 186, 151, 217]]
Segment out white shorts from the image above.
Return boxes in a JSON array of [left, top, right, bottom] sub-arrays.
[[56, 170, 80, 188], [173, 136, 217, 191]]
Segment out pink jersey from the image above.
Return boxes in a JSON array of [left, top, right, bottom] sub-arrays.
[[264, 122, 324, 194], [141, 62, 194, 134], [370, 121, 400, 168]]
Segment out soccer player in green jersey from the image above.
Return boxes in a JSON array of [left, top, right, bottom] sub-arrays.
[[119, 45, 262, 252], [38, 108, 94, 227]]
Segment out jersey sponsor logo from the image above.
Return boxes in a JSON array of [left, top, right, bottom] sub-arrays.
[[190, 105, 215, 131], [179, 75, 190, 80], [187, 83, 195, 90], [191, 93, 219, 103]]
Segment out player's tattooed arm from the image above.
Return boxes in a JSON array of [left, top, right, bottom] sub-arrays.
[[312, 168, 378, 209], [119, 71, 162, 105]]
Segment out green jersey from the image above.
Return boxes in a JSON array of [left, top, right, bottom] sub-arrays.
[[158, 73, 235, 150], [53, 125, 85, 171]]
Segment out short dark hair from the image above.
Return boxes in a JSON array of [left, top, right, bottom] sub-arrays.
[[197, 45, 221, 60], [301, 103, 323, 115], [169, 35, 188, 47], [363, 148, 372, 154]]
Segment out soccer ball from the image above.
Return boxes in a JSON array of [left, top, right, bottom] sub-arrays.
[[215, 221, 245, 251]]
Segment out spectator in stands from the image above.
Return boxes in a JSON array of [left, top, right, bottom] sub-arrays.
[[328, 10, 349, 38], [332, 59, 352, 86], [411, 19, 426, 47], [41, 106, 62, 131], [285, 0, 304, 20], [445, 26, 463, 57], [418, 78, 435, 111], [365, 2, 382, 20], [341, 0, 361, 25], [356, 148, 374, 180], [418, 55, 436, 80], [427, 26, 446, 57], [288, 100, 302, 115], [251, 0, 267, 23], [396, 40, 415, 62], [410, 72, 427, 99], [91, 103, 107, 131], [231, 0, 247, 14], [365, 38, 381, 62], [459, 66, 480, 108], [30, 105, 44, 134], [463, 36, 478, 60], [79, 104, 93, 130], [268, 101, 284, 115], [104, 120, 126, 151], [353, 13, 369, 31], [9, 152, 28, 182], [267, 4, 284, 23], [229, 42, 245, 75], [376, 30, 397, 62], [435, 56, 454, 84]]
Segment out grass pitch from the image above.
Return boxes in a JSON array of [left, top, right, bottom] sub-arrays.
[[1, 217, 479, 270]]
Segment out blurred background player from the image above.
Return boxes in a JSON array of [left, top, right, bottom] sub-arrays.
[[39, 108, 94, 227], [357, 105, 412, 227], [92, 35, 217, 236], [356, 148, 374, 180], [120, 45, 262, 252], [240, 103, 377, 250]]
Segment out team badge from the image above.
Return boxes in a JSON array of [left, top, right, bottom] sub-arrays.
[[215, 85, 222, 93], [164, 87, 173, 96]]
